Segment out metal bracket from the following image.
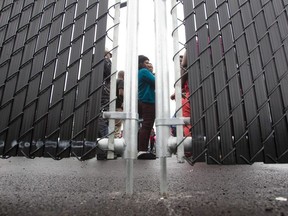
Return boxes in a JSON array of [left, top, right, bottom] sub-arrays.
[[155, 117, 190, 126], [103, 111, 139, 120], [167, 136, 207, 153], [97, 138, 125, 154]]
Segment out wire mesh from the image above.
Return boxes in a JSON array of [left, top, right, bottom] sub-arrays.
[[182, 0, 288, 164], [0, 0, 109, 159]]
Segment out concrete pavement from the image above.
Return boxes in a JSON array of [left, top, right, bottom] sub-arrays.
[[0, 156, 288, 215]]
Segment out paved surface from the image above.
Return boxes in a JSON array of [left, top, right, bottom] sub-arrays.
[[0, 156, 288, 216]]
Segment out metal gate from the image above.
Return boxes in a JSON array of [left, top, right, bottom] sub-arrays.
[[183, 0, 288, 164], [1, 0, 288, 165], [0, 0, 108, 159]]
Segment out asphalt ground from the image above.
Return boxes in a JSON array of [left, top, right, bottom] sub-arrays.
[[0, 156, 288, 216]]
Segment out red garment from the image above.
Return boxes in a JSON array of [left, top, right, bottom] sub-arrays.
[[182, 81, 191, 137], [150, 135, 155, 143]]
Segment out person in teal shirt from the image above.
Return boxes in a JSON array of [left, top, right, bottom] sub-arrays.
[[137, 55, 156, 159]]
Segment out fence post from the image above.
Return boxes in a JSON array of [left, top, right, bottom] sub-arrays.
[[107, 0, 121, 160], [171, 0, 185, 163], [123, 0, 139, 195], [154, 0, 170, 196]]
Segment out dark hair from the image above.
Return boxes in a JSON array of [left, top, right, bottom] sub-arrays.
[[138, 55, 149, 69]]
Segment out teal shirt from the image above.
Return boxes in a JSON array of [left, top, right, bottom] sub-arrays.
[[138, 68, 155, 104]]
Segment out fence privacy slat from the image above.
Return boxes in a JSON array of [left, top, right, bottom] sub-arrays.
[[0, 0, 107, 157], [184, 0, 206, 163], [0, 0, 288, 163], [183, 0, 288, 164]]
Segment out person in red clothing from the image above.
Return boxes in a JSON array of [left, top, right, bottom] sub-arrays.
[[170, 51, 191, 137], [149, 128, 156, 153], [180, 51, 192, 137]]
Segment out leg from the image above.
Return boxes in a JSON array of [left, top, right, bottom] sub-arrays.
[[97, 114, 109, 160], [150, 140, 154, 152], [138, 102, 155, 151], [114, 108, 123, 138], [98, 115, 109, 138], [182, 97, 191, 137]]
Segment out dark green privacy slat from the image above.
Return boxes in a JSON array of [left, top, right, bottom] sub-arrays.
[[76, 0, 88, 19], [213, 1, 235, 164], [0, 4, 12, 28], [246, 3, 273, 162], [59, 89, 76, 140], [31, 0, 45, 18], [14, 26, 28, 52], [183, 0, 206, 163], [18, 4, 33, 30], [46, 103, 62, 140], [73, 15, 85, 41], [39, 5, 54, 30], [183, 0, 288, 163], [260, 1, 288, 162], [0, 38, 14, 65], [1, 0, 287, 162], [237, 3, 263, 162], [86, 0, 108, 141], [0, 104, 11, 139], [195, 2, 220, 164], [35, 0, 102, 142], [7, 50, 22, 78], [6, 15, 21, 40], [53, 0, 65, 18]]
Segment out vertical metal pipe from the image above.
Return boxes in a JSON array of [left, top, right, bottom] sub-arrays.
[[171, 0, 184, 163], [125, 158, 134, 194], [154, 0, 170, 196], [123, 0, 139, 195], [107, 0, 121, 160], [159, 157, 168, 197]]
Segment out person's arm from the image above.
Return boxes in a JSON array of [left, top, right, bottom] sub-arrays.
[[118, 88, 124, 96], [118, 80, 124, 96], [141, 68, 155, 87], [118, 80, 124, 109]]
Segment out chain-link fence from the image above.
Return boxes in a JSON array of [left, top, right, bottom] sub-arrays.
[[0, 0, 109, 159], [1, 0, 288, 165], [183, 0, 288, 164]]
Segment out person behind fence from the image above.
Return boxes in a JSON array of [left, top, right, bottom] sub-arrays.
[[97, 49, 112, 160], [149, 128, 156, 153], [137, 55, 156, 160], [170, 55, 183, 136], [170, 51, 191, 137], [97, 49, 112, 138], [179, 51, 191, 137], [115, 70, 124, 138]]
